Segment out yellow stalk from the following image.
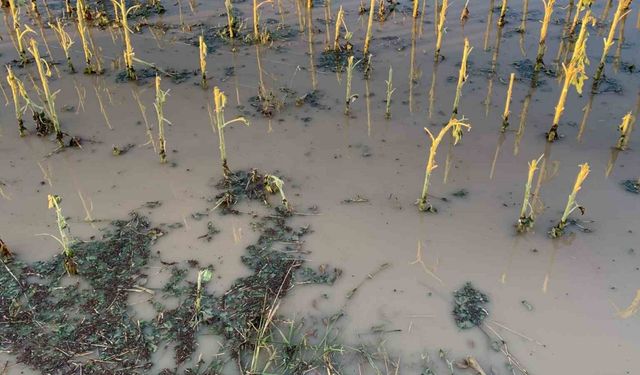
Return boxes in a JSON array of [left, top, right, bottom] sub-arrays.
[[413, 0, 420, 18], [593, 0, 632, 85], [213, 86, 249, 178], [547, 10, 592, 141], [28, 38, 63, 146], [535, 0, 556, 70], [418, 118, 471, 211], [199, 35, 207, 88], [50, 19, 75, 73], [5, 65, 27, 136], [363, 0, 375, 57], [154, 76, 170, 163], [47, 194, 77, 275], [344, 56, 360, 115], [384, 65, 394, 119], [225, 0, 235, 38], [569, 0, 592, 36], [550, 163, 590, 238], [434, 0, 448, 61], [498, 0, 508, 26], [77, 0, 96, 73], [333, 5, 344, 50], [517, 155, 543, 232], [452, 38, 472, 117], [615, 112, 633, 150], [501, 72, 516, 131], [460, 0, 470, 24], [116, 0, 136, 80]]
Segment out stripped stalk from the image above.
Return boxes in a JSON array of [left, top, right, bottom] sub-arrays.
[[50, 19, 75, 73], [418, 118, 471, 212], [452, 38, 472, 117], [213, 86, 249, 179], [154, 76, 170, 163], [501, 73, 516, 132], [28, 38, 63, 146], [434, 0, 448, 61], [615, 112, 633, 150], [535, 0, 555, 71], [363, 0, 375, 57], [5, 65, 27, 136], [199, 35, 207, 88], [344, 56, 361, 115], [498, 0, 508, 26], [460, 0, 470, 24], [0, 238, 11, 261], [592, 0, 632, 88], [413, 0, 420, 18], [47, 194, 77, 275], [549, 163, 590, 238], [516, 155, 543, 232], [547, 10, 592, 141], [384, 66, 395, 119]]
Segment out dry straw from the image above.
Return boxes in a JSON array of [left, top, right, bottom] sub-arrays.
[[417, 118, 471, 212], [501, 73, 516, 132], [550, 163, 590, 238], [517, 155, 543, 232], [547, 10, 592, 142]]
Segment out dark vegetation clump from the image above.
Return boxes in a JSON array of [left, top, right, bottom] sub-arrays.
[[318, 48, 356, 73], [1, 168, 339, 373], [622, 179, 640, 194], [452, 282, 490, 329], [116, 67, 193, 84], [512, 59, 556, 86]]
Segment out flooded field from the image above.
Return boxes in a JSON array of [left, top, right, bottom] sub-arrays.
[[0, 0, 639, 374]]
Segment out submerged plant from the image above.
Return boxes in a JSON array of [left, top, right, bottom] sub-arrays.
[[592, 0, 632, 88], [384, 66, 395, 119], [344, 56, 361, 115], [199, 35, 207, 88], [28, 38, 63, 146], [213, 86, 249, 179], [264, 174, 291, 211], [434, 0, 449, 61], [550, 163, 590, 238], [417, 118, 471, 212], [46, 194, 77, 275], [615, 111, 633, 150], [154, 76, 171, 163], [115, 0, 137, 80], [501, 73, 516, 132], [517, 155, 543, 232], [535, 0, 556, 70], [452, 38, 472, 117], [50, 19, 76, 73], [547, 10, 592, 142]]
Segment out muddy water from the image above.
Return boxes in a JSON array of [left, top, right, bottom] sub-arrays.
[[1, 0, 639, 373]]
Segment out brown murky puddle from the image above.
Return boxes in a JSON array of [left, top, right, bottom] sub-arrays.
[[1, 0, 639, 373]]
